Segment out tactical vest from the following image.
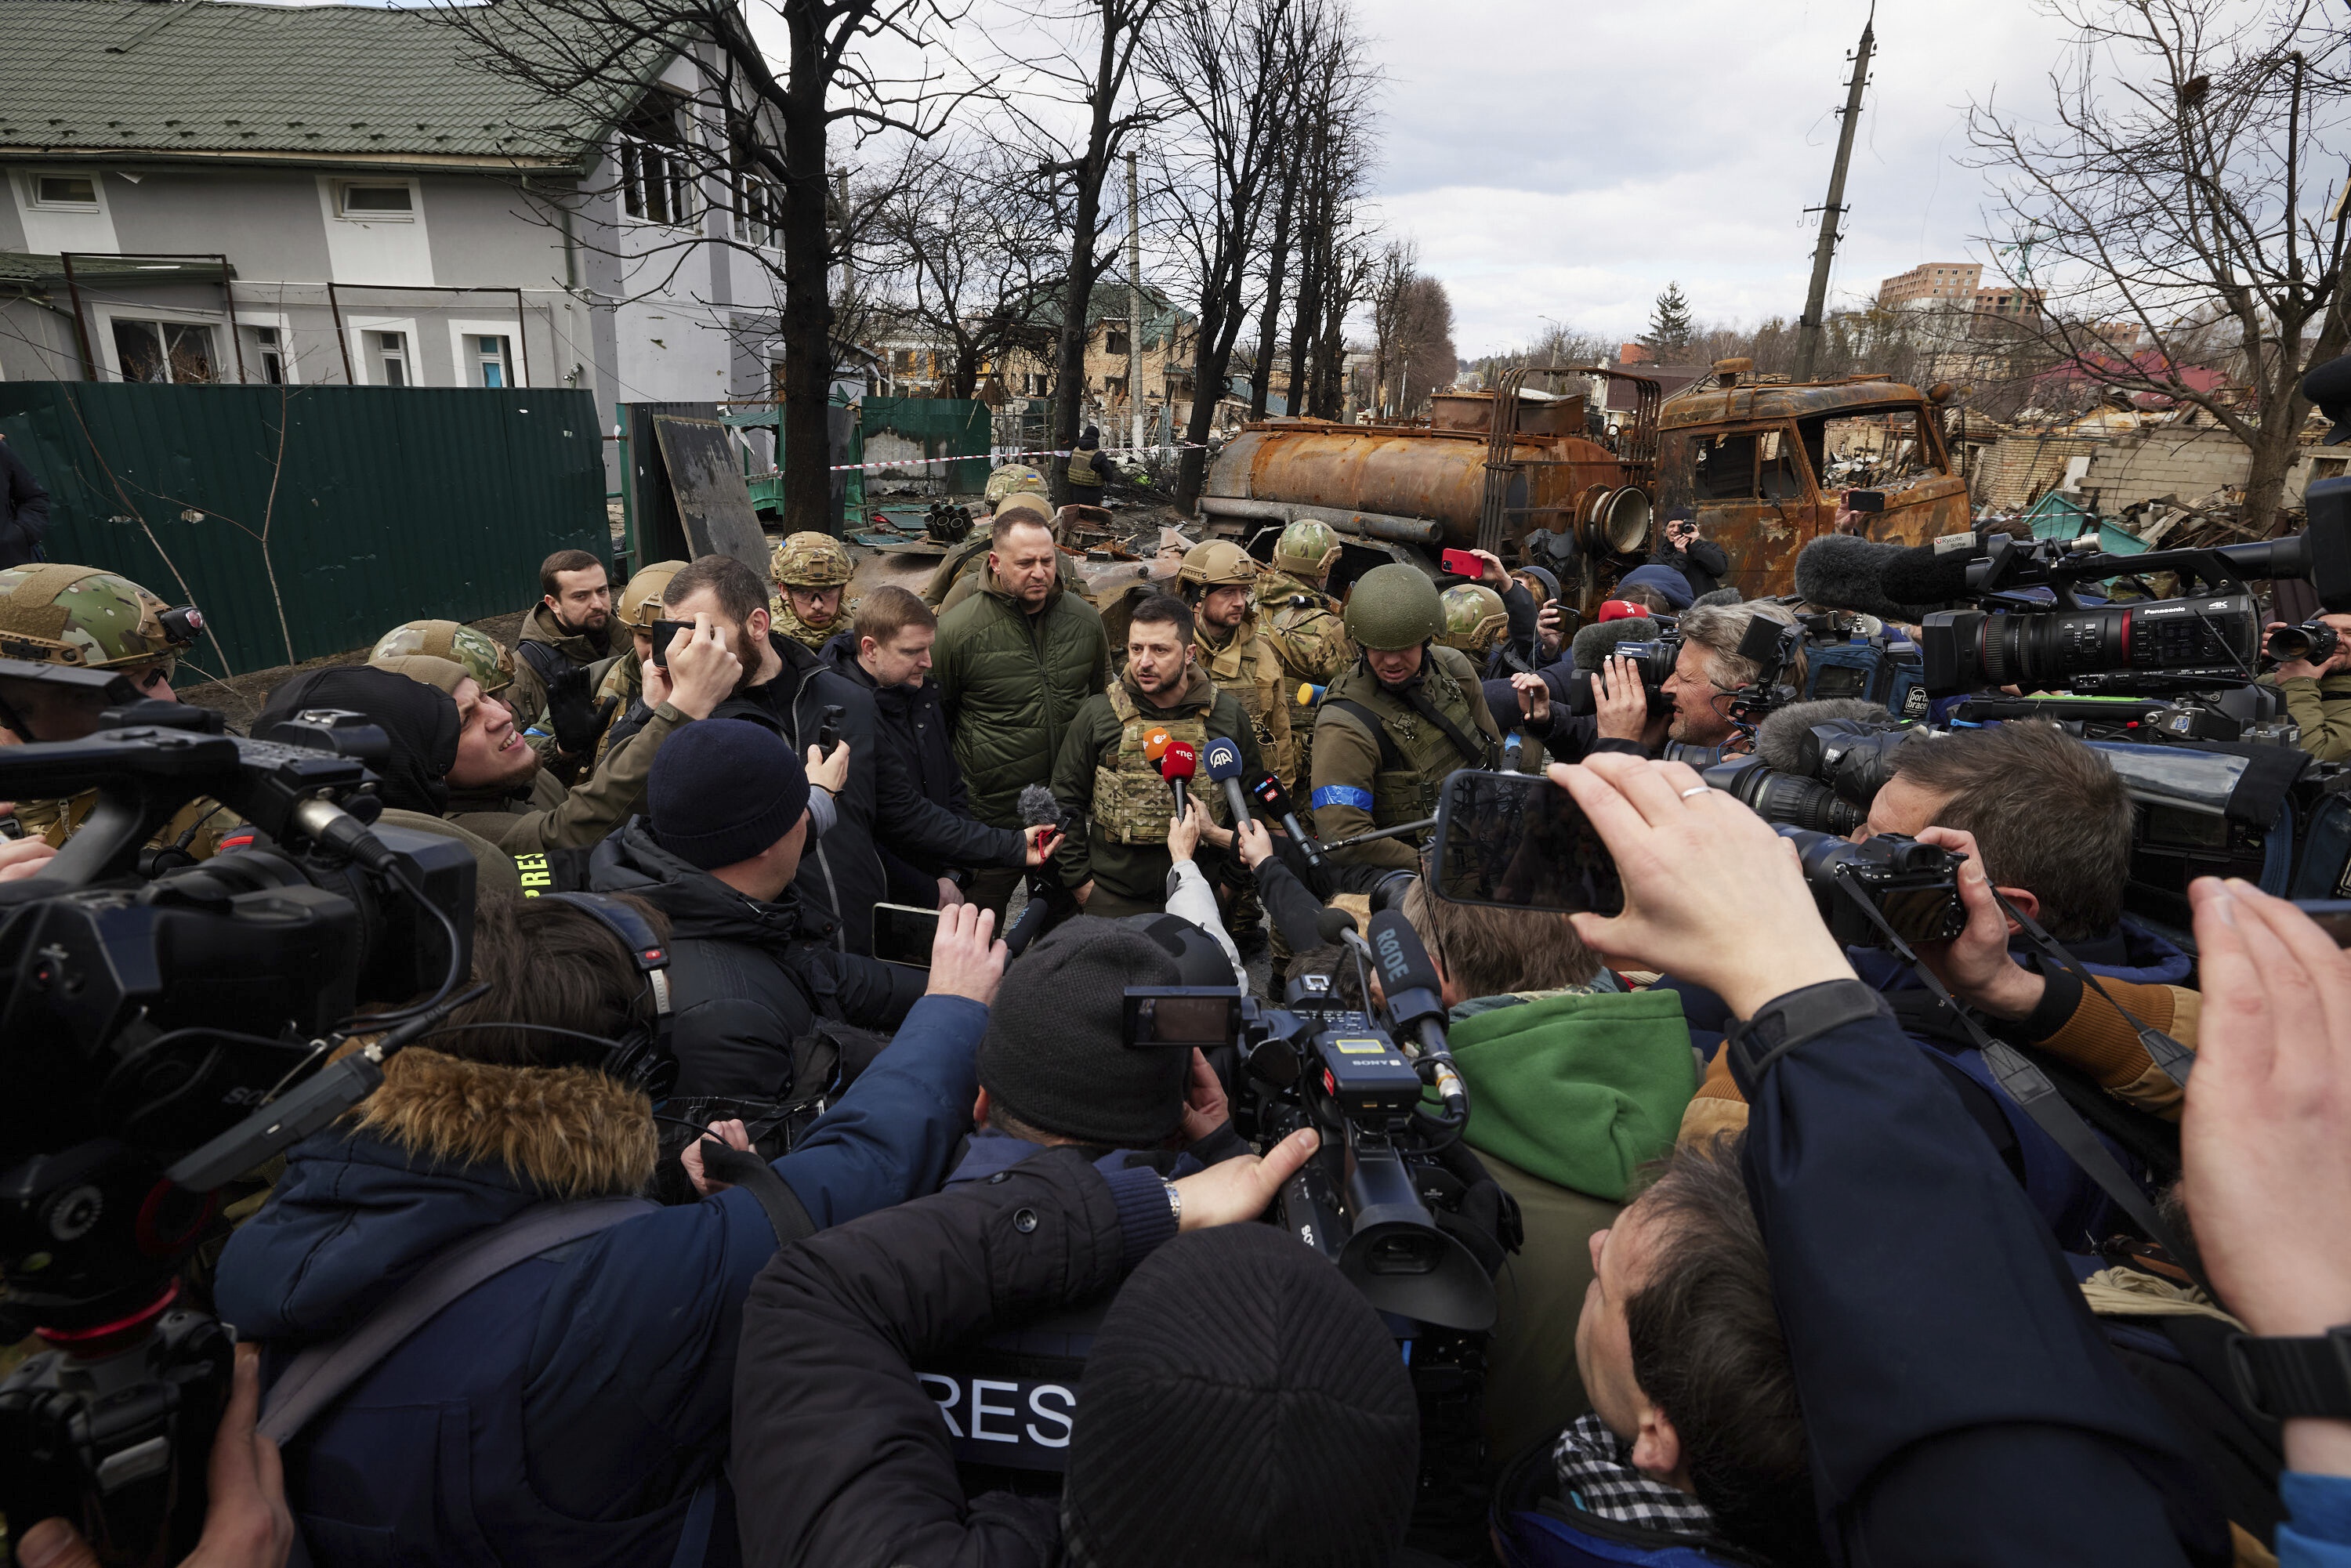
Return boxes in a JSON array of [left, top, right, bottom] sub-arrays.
[[1066, 447, 1102, 488], [19, 790, 239, 863], [1092, 682, 1231, 846], [1318, 646, 1499, 827], [1196, 618, 1293, 786]]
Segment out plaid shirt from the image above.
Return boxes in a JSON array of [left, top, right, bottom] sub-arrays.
[[1551, 1411, 1716, 1536]]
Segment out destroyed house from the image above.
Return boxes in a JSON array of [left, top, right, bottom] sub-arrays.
[[0, 0, 787, 415]]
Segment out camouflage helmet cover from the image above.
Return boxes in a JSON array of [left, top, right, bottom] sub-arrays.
[[1438, 584, 1509, 654], [984, 463, 1049, 504], [0, 563, 191, 669], [618, 559, 690, 631], [1342, 563, 1446, 651], [1272, 519, 1342, 578], [771, 532, 855, 589], [370, 619, 515, 693], [1176, 539, 1258, 590]]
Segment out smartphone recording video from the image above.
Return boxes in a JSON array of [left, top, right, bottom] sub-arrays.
[[872, 903, 941, 969], [648, 617, 694, 669], [1432, 769, 1625, 916]]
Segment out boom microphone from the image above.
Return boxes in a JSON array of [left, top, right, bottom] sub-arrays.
[[1201, 736, 1252, 824], [1753, 698, 1902, 772], [1161, 741, 1197, 823], [1873, 536, 1981, 610], [1793, 534, 1914, 621], [1569, 616, 1657, 672]]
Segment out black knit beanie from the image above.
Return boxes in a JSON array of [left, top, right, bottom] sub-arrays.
[[976, 916, 1185, 1146], [1061, 1224, 1419, 1568], [648, 718, 810, 871]]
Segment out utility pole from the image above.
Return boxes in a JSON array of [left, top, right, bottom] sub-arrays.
[[1126, 149, 1145, 458], [1795, 14, 1873, 383]]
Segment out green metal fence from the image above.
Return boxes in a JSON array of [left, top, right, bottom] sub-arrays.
[[0, 382, 605, 678]]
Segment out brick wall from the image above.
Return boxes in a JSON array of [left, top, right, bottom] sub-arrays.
[[2078, 426, 2327, 512], [1975, 433, 2100, 511]]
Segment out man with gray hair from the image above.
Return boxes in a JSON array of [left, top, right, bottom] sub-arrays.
[[1661, 601, 1803, 751]]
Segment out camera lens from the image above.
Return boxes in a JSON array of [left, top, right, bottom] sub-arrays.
[[1924, 596, 2259, 694], [1702, 756, 1864, 835], [2268, 621, 2340, 663]]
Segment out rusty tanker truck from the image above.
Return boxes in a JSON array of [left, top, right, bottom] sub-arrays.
[[1199, 361, 1974, 610]]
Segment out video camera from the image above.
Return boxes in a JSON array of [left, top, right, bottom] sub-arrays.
[[0, 661, 476, 1562], [1563, 611, 1804, 731]]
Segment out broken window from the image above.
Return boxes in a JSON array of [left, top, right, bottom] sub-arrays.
[[252, 324, 287, 384], [1807, 407, 1945, 495], [1106, 329, 1131, 357], [621, 95, 694, 225], [111, 319, 216, 384]]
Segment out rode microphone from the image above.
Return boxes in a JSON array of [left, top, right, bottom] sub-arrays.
[[1161, 741, 1197, 823], [1364, 910, 1468, 1122], [1202, 736, 1252, 824], [1247, 771, 1324, 867]]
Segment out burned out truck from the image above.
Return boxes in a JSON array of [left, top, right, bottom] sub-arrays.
[[1198, 362, 1969, 608]]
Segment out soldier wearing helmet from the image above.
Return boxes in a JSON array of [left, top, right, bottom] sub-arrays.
[[770, 531, 859, 650], [1176, 539, 1293, 788], [1438, 583, 1509, 659], [1310, 562, 1501, 871], [592, 558, 688, 761], [929, 494, 1089, 614], [1257, 520, 1353, 789], [0, 563, 235, 860], [372, 617, 538, 730]]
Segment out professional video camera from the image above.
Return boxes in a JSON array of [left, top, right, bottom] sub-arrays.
[[1798, 612, 1929, 718], [1564, 610, 1804, 735], [0, 661, 476, 1563]]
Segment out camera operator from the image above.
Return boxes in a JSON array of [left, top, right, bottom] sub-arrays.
[[1540, 753, 2230, 1566], [1659, 601, 1800, 755], [1049, 592, 1259, 918], [2262, 611, 2351, 762], [1507, 653, 1668, 763], [214, 893, 1005, 1567], [1310, 563, 1502, 870], [588, 718, 929, 1100], [1621, 509, 1730, 608]]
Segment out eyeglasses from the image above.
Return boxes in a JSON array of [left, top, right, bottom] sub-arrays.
[[129, 657, 178, 693]]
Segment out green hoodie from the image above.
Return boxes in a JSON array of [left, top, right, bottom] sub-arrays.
[[1448, 988, 1694, 1202]]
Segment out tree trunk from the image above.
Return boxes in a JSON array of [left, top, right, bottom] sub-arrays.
[[781, 12, 835, 535], [1249, 154, 1296, 419], [1174, 291, 1229, 512]]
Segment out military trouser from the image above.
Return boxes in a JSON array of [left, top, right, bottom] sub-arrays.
[[965, 865, 1027, 925]]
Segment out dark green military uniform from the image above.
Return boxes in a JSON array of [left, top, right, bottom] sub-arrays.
[[2273, 669, 2351, 763]]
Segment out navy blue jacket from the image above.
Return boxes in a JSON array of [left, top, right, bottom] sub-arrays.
[[1730, 988, 2227, 1565], [214, 994, 987, 1568]]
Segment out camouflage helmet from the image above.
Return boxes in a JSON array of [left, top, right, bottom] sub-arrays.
[[371, 619, 515, 694], [1342, 563, 1445, 651], [1438, 584, 1509, 654], [771, 532, 854, 590], [1272, 519, 1342, 579], [0, 563, 197, 670], [1177, 539, 1258, 592], [985, 462, 1049, 504], [617, 559, 689, 632]]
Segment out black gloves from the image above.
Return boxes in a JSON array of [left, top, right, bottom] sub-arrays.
[[543, 661, 617, 758]]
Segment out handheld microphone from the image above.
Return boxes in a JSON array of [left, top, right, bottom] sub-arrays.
[[1202, 736, 1252, 824], [1246, 771, 1324, 867], [1596, 599, 1648, 621], [1142, 727, 1174, 763], [1295, 682, 1326, 708], [1161, 741, 1197, 823], [1364, 910, 1469, 1123]]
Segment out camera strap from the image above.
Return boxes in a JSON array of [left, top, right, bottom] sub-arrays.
[[1831, 870, 2206, 1286], [1989, 892, 2194, 1089]]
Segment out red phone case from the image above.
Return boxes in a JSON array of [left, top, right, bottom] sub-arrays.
[[1441, 549, 1480, 577]]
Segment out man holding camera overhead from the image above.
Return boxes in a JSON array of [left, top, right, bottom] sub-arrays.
[[2263, 611, 2351, 762], [1310, 563, 1502, 871], [1049, 592, 1259, 919]]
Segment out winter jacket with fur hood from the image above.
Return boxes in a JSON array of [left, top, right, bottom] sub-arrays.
[[214, 992, 988, 1568]]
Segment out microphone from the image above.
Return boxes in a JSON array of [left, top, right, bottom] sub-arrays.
[[1364, 910, 1468, 1121], [1246, 771, 1324, 867], [1161, 741, 1197, 823], [1596, 599, 1648, 621], [1201, 736, 1252, 824], [1295, 682, 1326, 708], [1752, 697, 1903, 772], [1142, 726, 1173, 763], [1569, 616, 1657, 673], [1315, 904, 1356, 944], [1874, 537, 1980, 610], [1793, 534, 1914, 621]]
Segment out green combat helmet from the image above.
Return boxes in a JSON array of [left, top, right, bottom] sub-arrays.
[[771, 531, 855, 589], [0, 563, 199, 670], [1272, 519, 1342, 581], [371, 619, 516, 694], [985, 463, 1048, 505], [1438, 584, 1509, 655], [1342, 563, 1444, 651]]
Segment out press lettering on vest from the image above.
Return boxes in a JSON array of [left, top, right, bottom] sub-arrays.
[[1026, 1384, 1075, 1447], [920, 1373, 964, 1438], [969, 1379, 1021, 1443], [514, 853, 552, 895]]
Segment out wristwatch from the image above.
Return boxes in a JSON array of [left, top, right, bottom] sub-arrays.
[[1161, 1178, 1183, 1229], [2229, 1326, 2351, 1420]]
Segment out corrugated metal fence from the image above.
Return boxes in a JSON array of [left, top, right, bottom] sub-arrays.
[[0, 382, 604, 677]]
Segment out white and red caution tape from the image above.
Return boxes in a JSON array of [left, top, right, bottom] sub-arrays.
[[818, 442, 1211, 474]]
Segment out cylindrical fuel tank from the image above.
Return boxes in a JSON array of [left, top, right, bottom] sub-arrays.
[[1204, 421, 1640, 553]]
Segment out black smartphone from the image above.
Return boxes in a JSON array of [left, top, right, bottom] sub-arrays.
[[873, 903, 942, 969], [2294, 900, 2351, 948], [1431, 768, 1625, 916], [648, 618, 694, 669], [1846, 489, 1886, 514]]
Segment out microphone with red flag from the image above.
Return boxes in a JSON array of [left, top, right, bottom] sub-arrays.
[[1160, 740, 1197, 824]]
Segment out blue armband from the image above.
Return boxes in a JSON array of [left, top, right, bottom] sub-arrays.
[[1311, 784, 1375, 812]]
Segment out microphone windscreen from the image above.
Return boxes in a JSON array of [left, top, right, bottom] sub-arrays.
[[1142, 727, 1172, 762], [1315, 905, 1357, 944], [1570, 616, 1657, 672], [1017, 783, 1063, 827], [1202, 736, 1244, 780], [1794, 534, 1913, 620], [1366, 908, 1442, 998], [1875, 541, 1978, 610], [1754, 698, 1902, 772], [1596, 599, 1646, 621], [1161, 742, 1197, 780]]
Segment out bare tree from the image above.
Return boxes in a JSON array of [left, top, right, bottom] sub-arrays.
[[429, 0, 974, 533], [1967, 0, 2351, 530]]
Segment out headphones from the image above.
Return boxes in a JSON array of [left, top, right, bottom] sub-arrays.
[[538, 892, 679, 1099]]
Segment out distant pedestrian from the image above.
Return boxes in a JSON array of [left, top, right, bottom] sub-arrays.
[[1064, 424, 1106, 509], [0, 434, 52, 569]]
